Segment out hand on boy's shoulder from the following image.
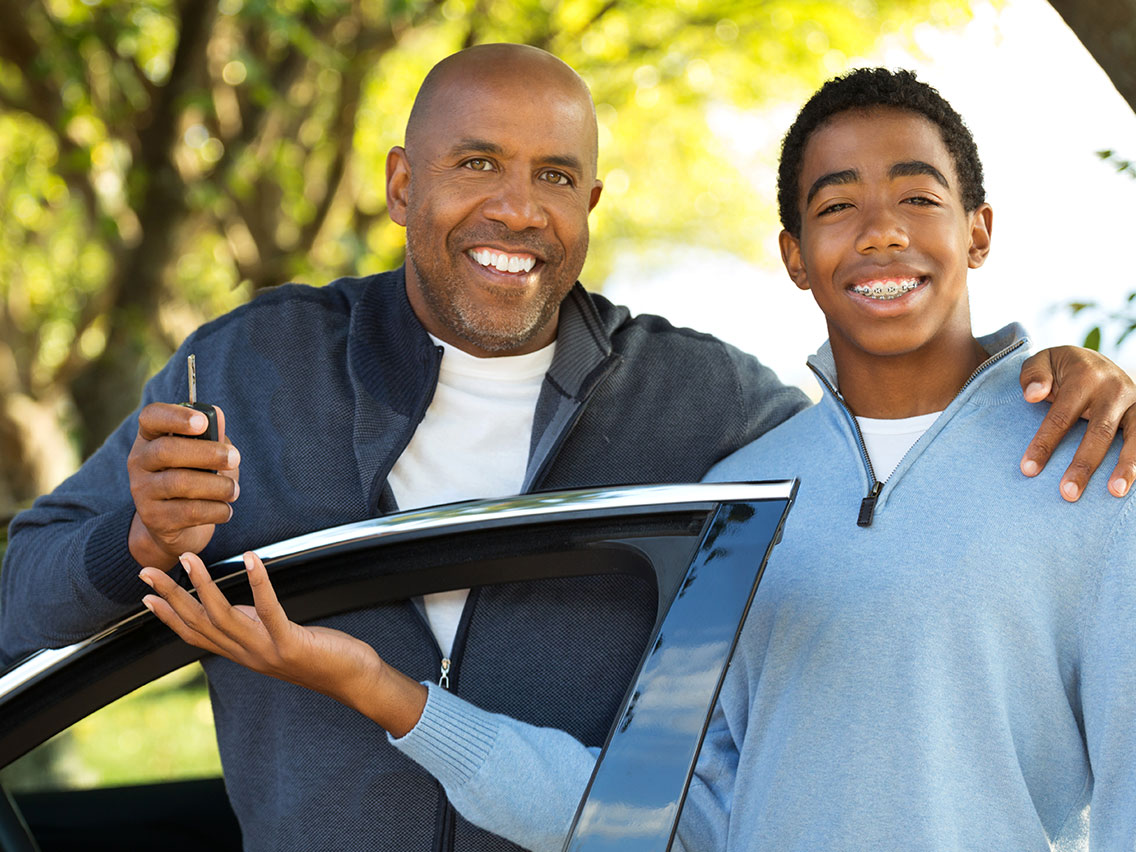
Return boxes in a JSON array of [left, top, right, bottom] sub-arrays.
[[1017, 346, 1136, 501]]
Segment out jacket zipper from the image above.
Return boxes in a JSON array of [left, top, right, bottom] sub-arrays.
[[807, 365, 884, 526], [808, 337, 1026, 528], [424, 588, 479, 852]]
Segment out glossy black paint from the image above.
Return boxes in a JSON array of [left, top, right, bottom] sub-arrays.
[[564, 498, 795, 851]]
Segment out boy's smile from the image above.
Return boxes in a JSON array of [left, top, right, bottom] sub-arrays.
[[780, 106, 993, 416]]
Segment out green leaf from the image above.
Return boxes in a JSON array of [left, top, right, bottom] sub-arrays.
[[1083, 327, 1102, 351]]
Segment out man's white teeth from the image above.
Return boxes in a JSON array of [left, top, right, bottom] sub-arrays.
[[470, 249, 536, 273], [851, 278, 922, 300]]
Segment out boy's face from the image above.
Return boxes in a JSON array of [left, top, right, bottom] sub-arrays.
[[779, 107, 992, 365]]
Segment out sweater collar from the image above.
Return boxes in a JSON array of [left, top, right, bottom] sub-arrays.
[[806, 322, 1031, 401]]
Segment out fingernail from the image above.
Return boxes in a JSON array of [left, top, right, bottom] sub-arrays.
[[1061, 480, 1080, 501], [232, 481, 240, 500], [1110, 477, 1130, 497], [1024, 382, 1045, 400], [227, 447, 240, 468], [138, 571, 154, 588], [189, 413, 208, 432], [142, 597, 155, 613], [243, 552, 256, 572], [179, 554, 193, 578], [1021, 459, 1040, 477]]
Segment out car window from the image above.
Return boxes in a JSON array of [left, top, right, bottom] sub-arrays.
[[0, 663, 219, 795]]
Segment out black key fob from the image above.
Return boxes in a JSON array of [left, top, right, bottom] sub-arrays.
[[179, 401, 219, 442], [181, 354, 219, 441]]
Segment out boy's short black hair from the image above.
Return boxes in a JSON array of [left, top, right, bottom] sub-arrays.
[[777, 67, 985, 237]]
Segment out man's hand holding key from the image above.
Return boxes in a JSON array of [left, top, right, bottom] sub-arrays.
[[127, 358, 240, 570]]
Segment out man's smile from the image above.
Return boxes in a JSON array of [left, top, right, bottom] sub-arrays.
[[467, 247, 539, 275]]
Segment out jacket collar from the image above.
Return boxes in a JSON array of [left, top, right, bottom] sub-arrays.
[[545, 283, 617, 400], [349, 270, 615, 403], [344, 269, 620, 503]]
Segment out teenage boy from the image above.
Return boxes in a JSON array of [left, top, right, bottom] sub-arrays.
[[138, 68, 1134, 851], [675, 66, 1136, 850]]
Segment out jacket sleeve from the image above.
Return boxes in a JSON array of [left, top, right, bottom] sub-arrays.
[[1081, 499, 1136, 849], [720, 341, 810, 459], [0, 354, 187, 665]]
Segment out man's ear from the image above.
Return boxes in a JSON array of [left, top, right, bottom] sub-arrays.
[[968, 203, 993, 269], [779, 229, 810, 290], [386, 146, 411, 226], [588, 179, 603, 213]]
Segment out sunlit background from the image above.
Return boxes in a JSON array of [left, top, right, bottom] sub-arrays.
[[604, 0, 1136, 393], [0, 0, 1133, 796]]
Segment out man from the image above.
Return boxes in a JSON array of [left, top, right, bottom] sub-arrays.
[[3, 45, 1135, 852]]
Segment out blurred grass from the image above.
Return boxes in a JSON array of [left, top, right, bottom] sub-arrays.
[[2, 663, 222, 792]]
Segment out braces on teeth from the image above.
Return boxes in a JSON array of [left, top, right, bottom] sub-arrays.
[[851, 279, 920, 300]]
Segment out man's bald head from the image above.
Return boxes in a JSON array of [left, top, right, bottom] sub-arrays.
[[405, 43, 599, 176]]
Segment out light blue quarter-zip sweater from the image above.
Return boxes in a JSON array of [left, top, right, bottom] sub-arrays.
[[393, 325, 1136, 851]]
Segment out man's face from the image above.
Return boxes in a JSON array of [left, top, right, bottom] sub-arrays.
[[387, 67, 602, 357], [780, 107, 991, 366]]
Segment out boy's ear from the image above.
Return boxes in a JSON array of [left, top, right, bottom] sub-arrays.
[[386, 146, 411, 227], [779, 229, 811, 290], [967, 203, 993, 269]]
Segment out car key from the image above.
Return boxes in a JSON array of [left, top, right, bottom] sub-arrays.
[[180, 354, 219, 442]]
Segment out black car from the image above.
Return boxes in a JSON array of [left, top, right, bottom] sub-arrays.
[[0, 481, 794, 852]]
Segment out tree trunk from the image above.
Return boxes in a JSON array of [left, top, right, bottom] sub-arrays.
[[69, 0, 220, 454], [1048, 0, 1136, 113]]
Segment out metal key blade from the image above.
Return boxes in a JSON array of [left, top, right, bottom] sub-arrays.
[[187, 354, 197, 405]]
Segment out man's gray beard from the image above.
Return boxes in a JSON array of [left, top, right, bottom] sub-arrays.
[[408, 260, 560, 355], [451, 296, 552, 353]]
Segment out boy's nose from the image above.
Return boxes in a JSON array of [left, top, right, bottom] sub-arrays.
[[855, 206, 909, 254]]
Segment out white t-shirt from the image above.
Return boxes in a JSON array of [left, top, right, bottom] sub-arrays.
[[387, 335, 555, 656], [855, 411, 942, 482]]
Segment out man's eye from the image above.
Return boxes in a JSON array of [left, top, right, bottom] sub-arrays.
[[463, 158, 494, 171], [540, 170, 572, 186]]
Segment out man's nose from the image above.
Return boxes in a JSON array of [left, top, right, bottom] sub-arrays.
[[854, 204, 909, 254], [482, 172, 549, 230]]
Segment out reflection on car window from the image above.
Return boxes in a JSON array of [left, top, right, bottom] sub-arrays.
[[0, 663, 221, 793]]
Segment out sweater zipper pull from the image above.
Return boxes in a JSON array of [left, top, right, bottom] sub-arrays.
[[857, 481, 883, 527], [438, 658, 451, 690]]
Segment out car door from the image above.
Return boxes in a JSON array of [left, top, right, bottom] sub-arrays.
[[0, 481, 795, 852]]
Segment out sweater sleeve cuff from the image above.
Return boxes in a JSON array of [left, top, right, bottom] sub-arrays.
[[389, 682, 499, 789], [84, 505, 148, 604]]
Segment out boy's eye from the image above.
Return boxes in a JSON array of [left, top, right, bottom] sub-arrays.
[[903, 195, 941, 207], [539, 170, 573, 187], [462, 158, 495, 171], [818, 201, 852, 216]]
